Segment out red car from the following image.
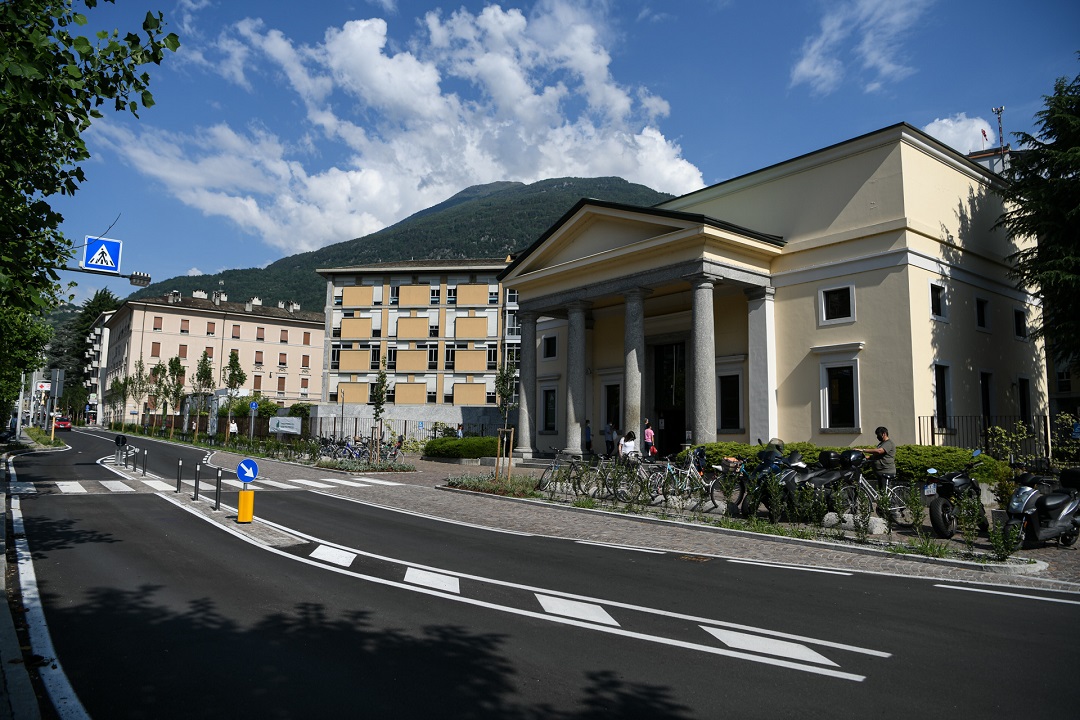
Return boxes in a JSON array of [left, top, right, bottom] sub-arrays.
[[53, 416, 72, 431]]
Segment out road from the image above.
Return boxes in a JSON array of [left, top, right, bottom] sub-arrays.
[[6, 430, 1079, 718]]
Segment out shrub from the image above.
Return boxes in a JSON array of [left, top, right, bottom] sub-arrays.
[[446, 473, 536, 497], [423, 436, 499, 459]]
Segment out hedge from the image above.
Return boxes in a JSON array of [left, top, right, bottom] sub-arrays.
[[423, 436, 499, 459]]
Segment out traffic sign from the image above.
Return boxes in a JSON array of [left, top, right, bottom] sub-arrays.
[[236, 458, 259, 483], [81, 236, 123, 273], [249, 401, 259, 411]]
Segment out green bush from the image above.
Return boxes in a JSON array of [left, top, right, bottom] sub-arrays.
[[423, 436, 499, 459]]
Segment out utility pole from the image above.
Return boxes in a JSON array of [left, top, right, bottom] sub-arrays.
[[991, 106, 1006, 171]]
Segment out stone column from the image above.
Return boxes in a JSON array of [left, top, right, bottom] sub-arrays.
[[514, 311, 537, 457], [564, 302, 588, 455], [623, 288, 649, 442], [746, 287, 777, 442], [691, 276, 717, 445]]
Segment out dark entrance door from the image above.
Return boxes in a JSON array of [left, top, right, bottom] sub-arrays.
[[653, 342, 686, 455]]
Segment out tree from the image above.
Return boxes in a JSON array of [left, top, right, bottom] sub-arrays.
[[126, 356, 150, 426], [0, 307, 52, 407], [221, 349, 246, 439], [162, 356, 185, 438], [494, 358, 518, 430], [106, 375, 127, 426], [998, 57, 1080, 365], [0, 1, 179, 315], [370, 358, 391, 458], [148, 360, 166, 429], [188, 351, 214, 442]]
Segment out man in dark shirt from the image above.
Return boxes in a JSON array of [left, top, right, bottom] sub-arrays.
[[864, 426, 896, 484]]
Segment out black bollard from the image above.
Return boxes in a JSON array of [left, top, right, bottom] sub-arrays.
[[176, 458, 183, 493], [142, 448, 148, 476], [214, 468, 222, 511], [193, 463, 201, 500]]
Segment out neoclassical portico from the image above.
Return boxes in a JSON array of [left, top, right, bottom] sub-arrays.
[[502, 200, 784, 457]]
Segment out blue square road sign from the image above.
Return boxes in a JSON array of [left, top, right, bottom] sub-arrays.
[[81, 236, 123, 273]]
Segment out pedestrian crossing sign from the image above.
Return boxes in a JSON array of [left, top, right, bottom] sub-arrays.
[[81, 236, 123, 273]]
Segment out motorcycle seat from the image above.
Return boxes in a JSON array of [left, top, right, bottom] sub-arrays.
[[1036, 493, 1074, 511]]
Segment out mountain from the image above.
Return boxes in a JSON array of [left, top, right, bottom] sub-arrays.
[[128, 177, 672, 310]]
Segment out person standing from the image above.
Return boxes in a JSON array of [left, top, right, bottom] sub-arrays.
[[584, 420, 593, 454], [456, 424, 464, 438], [643, 419, 655, 457], [618, 430, 637, 459], [604, 422, 616, 457]]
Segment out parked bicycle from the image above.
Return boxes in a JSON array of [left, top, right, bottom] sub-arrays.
[[835, 451, 915, 526]]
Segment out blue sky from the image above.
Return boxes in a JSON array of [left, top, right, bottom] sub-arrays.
[[55, 0, 1079, 305]]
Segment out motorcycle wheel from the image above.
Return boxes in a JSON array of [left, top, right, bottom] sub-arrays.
[[1003, 519, 1025, 551], [929, 497, 957, 539], [1060, 530, 1079, 548]]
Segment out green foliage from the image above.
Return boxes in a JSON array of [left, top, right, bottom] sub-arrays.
[[0, 307, 52, 406], [128, 178, 673, 310], [423, 436, 499, 458], [988, 520, 1020, 562], [0, 1, 179, 315], [955, 491, 984, 554], [986, 421, 1037, 465], [494, 359, 517, 428], [445, 473, 537, 498], [287, 402, 312, 418], [370, 358, 389, 426], [997, 55, 1080, 365]]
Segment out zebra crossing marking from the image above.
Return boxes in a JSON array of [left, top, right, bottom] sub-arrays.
[[319, 478, 371, 488], [309, 544, 356, 567], [535, 594, 619, 626], [404, 568, 460, 594], [142, 480, 174, 491], [256, 480, 298, 489], [56, 482, 87, 494], [100, 481, 135, 492], [350, 477, 403, 486], [287, 479, 336, 489]]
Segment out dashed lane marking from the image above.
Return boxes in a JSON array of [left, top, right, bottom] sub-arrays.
[[701, 627, 839, 666], [535, 594, 620, 626], [404, 568, 461, 593], [309, 544, 357, 567]]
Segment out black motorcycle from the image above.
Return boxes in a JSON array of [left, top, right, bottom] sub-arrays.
[[925, 449, 989, 538], [1003, 467, 1080, 549]]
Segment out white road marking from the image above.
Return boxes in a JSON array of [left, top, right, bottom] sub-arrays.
[[319, 478, 372, 488], [56, 482, 87, 494], [257, 480, 301, 489], [142, 480, 175, 491], [405, 568, 461, 593], [701, 627, 838, 666], [727, 559, 852, 576], [101, 481, 135, 492], [935, 584, 1080, 605], [309, 545, 357, 567], [349, 477, 403, 486], [536, 594, 620, 626], [10, 482, 36, 494], [575, 540, 665, 554], [221, 479, 261, 490], [287, 479, 336, 488]]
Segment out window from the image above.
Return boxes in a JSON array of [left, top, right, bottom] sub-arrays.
[[429, 323, 439, 338], [252, 350, 262, 366], [330, 343, 341, 370], [542, 388, 557, 432], [207, 321, 216, 336], [718, 374, 741, 431], [934, 364, 951, 429], [489, 289, 499, 305], [256, 326, 265, 341], [975, 298, 989, 329], [151, 341, 161, 357], [427, 390, 437, 403], [303, 331, 311, 346], [277, 376, 286, 396], [819, 285, 855, 324], [1018, 377, 1031, 421], [1014, 309, 1028, 339], [232, 324, 241, 339], [205, 346, 214, 359], [430, 286, 440, 305], [333, 294, 343, 306], [301, 354, 310, 369], [503, 344, 520, 370], [370, 345, 381, 370], [153, 316, 163, 332], [426, 344, 438, 370], [390, 286, 400, 305], [372, 328, 382, 338], [542, 335, 557, 359], [824, 365, 856, 428], [445, 343, 456, 370], [300, 377, 309, 395], [446, 287, 457, 305], [180, 319, 189, 334], [253, 375, 262, 391], [487, 344, 498, 370], [930, 282, 947, 320], [386, 346, 397, 370], [1058, 370, 1072, 393], [178, 345, 188, 359], [280, 329, 288, 343], [506, 289, 519, 304], [278, 353, 287, 367]]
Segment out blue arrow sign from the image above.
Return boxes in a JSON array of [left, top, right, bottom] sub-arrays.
[[236, 458, 259, 483], [81, 236, 123, 273]]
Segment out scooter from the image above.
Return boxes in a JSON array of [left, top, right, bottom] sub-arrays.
[[1002, 467, 1080, 549], [925, 449, 989, 538]]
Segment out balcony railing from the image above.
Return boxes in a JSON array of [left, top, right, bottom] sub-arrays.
[[917, 414, 1049, 458]]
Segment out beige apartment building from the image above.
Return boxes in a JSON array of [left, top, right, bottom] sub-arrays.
[[500, 123, 1047, 456], [102, 290, 325, 424], [315, 259, 518, 428]]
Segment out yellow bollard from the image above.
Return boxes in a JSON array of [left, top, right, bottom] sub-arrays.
[[237, 488, 254, 523]]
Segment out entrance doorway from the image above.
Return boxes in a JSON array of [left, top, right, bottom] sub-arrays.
[[653, 342, 686, 455]]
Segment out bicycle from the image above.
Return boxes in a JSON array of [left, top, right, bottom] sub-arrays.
[[538, 448, 590, 495], [710, 456, 749, 510], [837, 468, 915, 527]]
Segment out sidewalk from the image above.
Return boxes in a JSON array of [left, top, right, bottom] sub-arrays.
[[206, 450, 1080, 591]]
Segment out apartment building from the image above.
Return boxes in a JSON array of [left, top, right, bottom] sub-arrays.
[[316, 259, 518, 426], [84, 310, 115, 425], [102, 290, 324, 424]]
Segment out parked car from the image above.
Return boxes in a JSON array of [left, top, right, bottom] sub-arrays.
[[53, 416, 72, 431]]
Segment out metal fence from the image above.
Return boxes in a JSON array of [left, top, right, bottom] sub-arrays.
[[916, 415, 1050, 458]]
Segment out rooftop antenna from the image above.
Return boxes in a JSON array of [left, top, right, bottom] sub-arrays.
[[992, 106, 1006, 169]]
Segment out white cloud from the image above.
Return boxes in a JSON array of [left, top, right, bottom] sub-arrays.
[[922, 113, 996, 154], [791, 0, 932, 95], [93, 1, 703, 256], [186, 267, 204, 276]]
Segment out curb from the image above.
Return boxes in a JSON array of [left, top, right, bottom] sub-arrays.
[[436, 485, 1056, 579]]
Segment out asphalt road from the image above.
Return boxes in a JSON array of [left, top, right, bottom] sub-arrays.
[[9, 434, 1080, 718]]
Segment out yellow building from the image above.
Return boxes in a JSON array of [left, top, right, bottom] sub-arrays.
[[500, 123, 1047, 456], [316, 259, 517, 428], [103, 290, 324, 424]]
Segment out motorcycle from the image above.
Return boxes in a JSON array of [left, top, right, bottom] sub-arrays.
[[1003, 467, 1080, 549], [925, 449, 989, 538]]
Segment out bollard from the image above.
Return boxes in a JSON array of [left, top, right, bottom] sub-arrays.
[[193, 464, 201, 500], [176, 458, 183, 493], [214, 468, 222, 511], [237, 488, 254, 523], [142, 449, 147, 476]]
